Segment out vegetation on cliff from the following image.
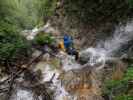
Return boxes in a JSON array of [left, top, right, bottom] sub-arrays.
[[0, 0, 57, 70], [104, 65, 133, 100], [63, 0, 133, 26]]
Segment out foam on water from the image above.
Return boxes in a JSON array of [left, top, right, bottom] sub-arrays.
[[97, 21, 133, 56], [41, 65, 60, 82], [54, 82, 72, 100], [61, 55, 81, 71], [40, 64, 72, 100]]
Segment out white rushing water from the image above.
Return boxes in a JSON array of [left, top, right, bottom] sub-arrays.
[[97, 21, 133, 56], [41, 65, 68, 100], [81, 21, 133, 69], [61, 55, 81, 71]]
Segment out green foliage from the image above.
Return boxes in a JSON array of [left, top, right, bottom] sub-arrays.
[[0, 0, 57, 30], [63, 0, 132, 25], [0, 0, 57, 69], [36, 0, 58, 23], [0, 32, 32, 67], [105, 67, 133, 89], [34, 33, 55, 45], [104, 67, 133, 99], [115, 95, 133, 100], [128, 0, 133, 8], [124, 67, 133, 81]]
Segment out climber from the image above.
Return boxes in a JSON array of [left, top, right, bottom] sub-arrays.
[[58, 34, 79, 61]]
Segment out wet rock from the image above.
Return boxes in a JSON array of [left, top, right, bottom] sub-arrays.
[[34, 61, 46, 71], [49, 58, 61, 69], [23, 69, 42, 85], [60, 66, 103, 100], [32, 50, 42, 58], [78, 52, 90, 65], [111, 60, 127, 80], [42, 53, 50, 61]]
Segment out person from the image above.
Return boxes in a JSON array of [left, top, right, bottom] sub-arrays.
[[63, 34, 73, 49], [59, 34, 79, 61]]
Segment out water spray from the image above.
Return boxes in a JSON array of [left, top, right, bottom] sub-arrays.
[[80, 21, 133, 69]]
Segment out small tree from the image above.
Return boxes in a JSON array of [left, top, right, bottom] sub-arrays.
[[0, 31, 32, 72]]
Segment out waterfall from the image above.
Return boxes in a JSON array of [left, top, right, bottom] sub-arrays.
[[81, 21, 133, 68], [97, 21, 133, 56]]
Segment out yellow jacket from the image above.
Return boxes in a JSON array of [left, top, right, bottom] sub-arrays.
[[58, 41, 65, 51]]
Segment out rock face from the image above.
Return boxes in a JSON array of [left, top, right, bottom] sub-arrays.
[[78, 51, 91, 65], [60, 66, 103, 100], [50, 1, 116, 47], [51, 0, 133, 49]]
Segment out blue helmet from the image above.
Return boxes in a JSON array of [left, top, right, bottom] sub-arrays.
[[63, 34, 73, 48], [63, 34, 69, 40]]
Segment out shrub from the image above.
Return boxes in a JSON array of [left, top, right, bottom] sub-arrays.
[[63, 0, 133, 26], [104, 67, 133, 99], [0, 32, 32, 68], [0, 0, 58, 30], [115, 95, 133, 100], [128, 0, 133, 8], [33, 33, 55, 46]]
